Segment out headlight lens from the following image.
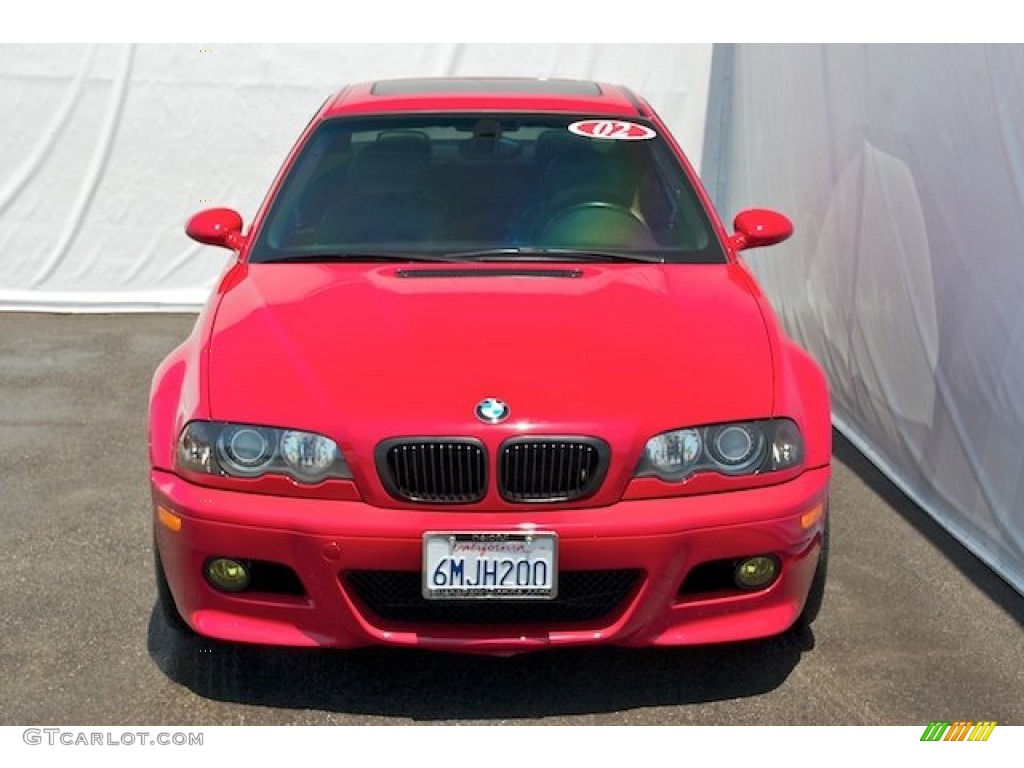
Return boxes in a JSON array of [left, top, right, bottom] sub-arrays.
[[218, 425, 276, 475], [643, 428, 702, 481], [176, 421, 351, 483], [280, 430, 338, 481], [637, 419, 802, 481], [706, 423, 765, 472], [770, 419, 803, 469]]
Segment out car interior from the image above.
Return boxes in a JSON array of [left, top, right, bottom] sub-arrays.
[[263, 117, 712, 256]]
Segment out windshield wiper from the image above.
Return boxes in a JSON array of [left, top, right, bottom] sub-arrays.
[[260, 248, 666, 265], [441, 247, 666, 264], [259, 252, 463, 264]]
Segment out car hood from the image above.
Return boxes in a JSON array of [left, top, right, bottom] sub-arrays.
[[207, 262, 773, 441]]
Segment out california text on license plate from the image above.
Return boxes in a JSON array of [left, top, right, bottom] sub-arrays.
[[422, 531, 558, 599]]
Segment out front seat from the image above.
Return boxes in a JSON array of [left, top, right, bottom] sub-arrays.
[[543, 148, 638, 213], [318, 146, 441, 245]]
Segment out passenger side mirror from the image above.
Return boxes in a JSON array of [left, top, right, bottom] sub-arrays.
[[730, 209, 793, 251], [186, 208, 246, 250]]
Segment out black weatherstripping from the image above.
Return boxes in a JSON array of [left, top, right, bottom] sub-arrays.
[[396, 268, 584, 279], [371, 79, 602, 96]]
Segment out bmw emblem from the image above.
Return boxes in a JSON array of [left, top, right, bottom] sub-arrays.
[[475, 397, 510, 424]]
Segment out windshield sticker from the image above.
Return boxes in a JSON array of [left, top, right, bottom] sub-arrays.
[[568, 120, 656, 141]]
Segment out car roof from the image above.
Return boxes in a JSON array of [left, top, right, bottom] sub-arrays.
[[322, 78, 647, 118]]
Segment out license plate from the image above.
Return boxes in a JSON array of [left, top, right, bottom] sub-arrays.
[[422, 531, 558, 599]]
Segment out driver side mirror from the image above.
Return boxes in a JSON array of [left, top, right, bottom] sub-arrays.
[[186, 208, 246, 250], [730, 208, 793, 251]]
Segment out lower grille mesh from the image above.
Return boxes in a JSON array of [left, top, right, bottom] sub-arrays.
[[345, 569, 641, 625]]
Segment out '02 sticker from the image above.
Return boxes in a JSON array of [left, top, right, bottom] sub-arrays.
[[568, 119, 657, 141]]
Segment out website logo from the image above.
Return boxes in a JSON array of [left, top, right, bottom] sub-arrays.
[[920, 721, 997, 742]]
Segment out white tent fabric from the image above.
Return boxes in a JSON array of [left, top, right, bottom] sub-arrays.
[[0, 43, 712, 311], [703, 44, 1024, 595]]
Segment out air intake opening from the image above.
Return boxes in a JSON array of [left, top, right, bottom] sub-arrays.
[[345, 569, 641, 624]]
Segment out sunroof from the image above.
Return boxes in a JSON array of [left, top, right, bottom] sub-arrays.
[[372, 78, 602, 96]]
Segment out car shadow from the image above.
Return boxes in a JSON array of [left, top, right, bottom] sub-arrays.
[[147, 607, 812, 719], [831, 429, 1024, 625]]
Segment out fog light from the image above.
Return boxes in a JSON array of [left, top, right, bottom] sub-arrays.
[[205, 557, 251, 592], [734, 556, 779, 590]]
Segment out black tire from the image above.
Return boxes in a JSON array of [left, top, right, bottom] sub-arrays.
[[154, 541, 193, 635], [797, 505, 830, 628]]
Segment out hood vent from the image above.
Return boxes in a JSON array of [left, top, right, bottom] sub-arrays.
[[396, 267, 583, 279]]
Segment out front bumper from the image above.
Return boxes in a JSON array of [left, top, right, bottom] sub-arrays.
[[151, 465, 830, 653]]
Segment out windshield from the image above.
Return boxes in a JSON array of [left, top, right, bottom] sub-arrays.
[[248, 114, 726, 264]]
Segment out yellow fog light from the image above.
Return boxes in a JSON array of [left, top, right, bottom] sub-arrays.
[[734, 556, 779, 590], [205, 558, 251, 592]]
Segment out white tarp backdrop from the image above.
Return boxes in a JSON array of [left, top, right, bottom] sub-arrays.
[[0, 43, 711, 310], [703, 44, 1024, 595]]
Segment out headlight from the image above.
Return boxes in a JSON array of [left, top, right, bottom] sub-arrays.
[[636, 419, 802, 481], [280, 430, 339, 481], [643, 428, 702, 481], [218, 425, 276, 476], [176, 421, 351, 484], [770, 419, 803, 469], [706, 423, 765, 472]]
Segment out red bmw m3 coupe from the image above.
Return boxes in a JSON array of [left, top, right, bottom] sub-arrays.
[[149, 78, 831, 653]]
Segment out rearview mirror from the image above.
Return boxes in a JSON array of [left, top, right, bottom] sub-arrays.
[[186, 208, 246, 250], [730, 209, 793, 251]]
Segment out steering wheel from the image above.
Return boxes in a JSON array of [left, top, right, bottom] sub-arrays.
[[539, 202, 656, 249]]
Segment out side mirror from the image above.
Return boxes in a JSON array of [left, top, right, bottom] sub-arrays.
[[186, 208, 246, 250], [730, 208, 793, 251]]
